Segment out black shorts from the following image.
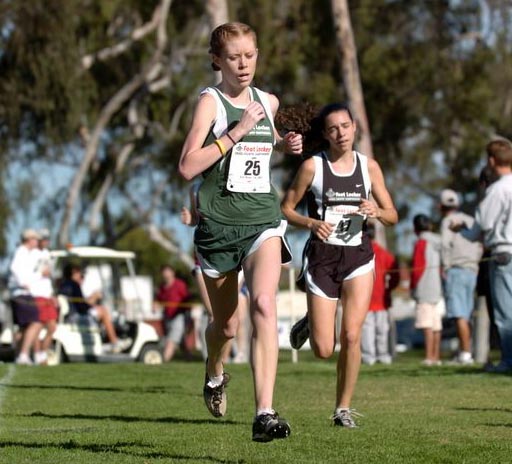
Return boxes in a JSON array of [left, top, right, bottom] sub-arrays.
[[297, 235, 374, 299], [11, 296, 40, 328]]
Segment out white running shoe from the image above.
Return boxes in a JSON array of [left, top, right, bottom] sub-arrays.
[[203, 368, 230, 418], [16, 353, 33, 365], [457, 351, 474, 365], [332, 409, 363, 428], [448, 352, 474, 366], [34, 351, 48, 365], [421, 359, 442, 366], [110, 338, 132, 353]]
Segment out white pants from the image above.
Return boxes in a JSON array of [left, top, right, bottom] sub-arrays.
[[361, 310, 392, 365]]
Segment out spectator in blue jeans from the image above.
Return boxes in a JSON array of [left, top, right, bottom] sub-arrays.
[[453, 139, 512, 373], [440, 189, 482, 365]]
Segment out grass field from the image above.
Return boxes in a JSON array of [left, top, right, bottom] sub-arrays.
[[0, 351, 511, 464]]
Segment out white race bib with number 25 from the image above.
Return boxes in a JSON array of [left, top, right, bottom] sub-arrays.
[[227, 142, 272, 193]]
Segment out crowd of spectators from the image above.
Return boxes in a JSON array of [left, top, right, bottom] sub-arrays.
[[2, 140, 511, 373]]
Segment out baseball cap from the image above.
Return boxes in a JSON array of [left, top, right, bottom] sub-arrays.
[[39, 228, 51, 240], [440, 189, 460, 207], [21, 229, 41, 241]]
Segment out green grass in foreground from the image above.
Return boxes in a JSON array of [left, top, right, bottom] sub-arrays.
[[0, 351, 511, 464]]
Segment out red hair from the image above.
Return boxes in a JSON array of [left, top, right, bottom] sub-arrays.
[[209, 22, 257, 71]]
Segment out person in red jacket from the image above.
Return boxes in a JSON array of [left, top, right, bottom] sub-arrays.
[[361, 223, 400, 365], [154, 265, 190, 362]]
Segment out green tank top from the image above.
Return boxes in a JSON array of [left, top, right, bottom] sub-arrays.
[[197, 86, 281, 225]]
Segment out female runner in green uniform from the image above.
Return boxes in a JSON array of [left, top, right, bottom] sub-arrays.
[[179, 22, 302, 442]]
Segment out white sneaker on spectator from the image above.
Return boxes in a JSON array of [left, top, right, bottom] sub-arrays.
[[110, 338, 132, 353], [448, 351, 474, 366], [377, 355, 393, 365], [457, 351, 474, 365], [232, 352, 248, 364], [15, 353, 33, 365], [34, 351, 48, 365], [361, 357, 376, 366], [422, 359, 442, 366]]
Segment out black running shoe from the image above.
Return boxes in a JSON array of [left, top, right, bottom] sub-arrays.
[[203, 370, 230, 418], [252, 412, 291, 442], [289, 314, 309, 350]]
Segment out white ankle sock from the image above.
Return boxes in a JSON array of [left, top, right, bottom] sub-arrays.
[[207, 374, 224, 388], [256, 408, 274, 417], [335, 407, 349, 415]]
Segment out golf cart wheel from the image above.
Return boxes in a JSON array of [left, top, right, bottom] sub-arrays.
[[138, 343, 163, 365]]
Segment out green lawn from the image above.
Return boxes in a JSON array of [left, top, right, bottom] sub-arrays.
[[0, 352, 511, 463]]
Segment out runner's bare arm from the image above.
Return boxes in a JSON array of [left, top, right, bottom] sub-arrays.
[[179, 94, 268, 180], [179, 94, 221, 180], [360, 158, 398, 226], [281, 159, 333, 241]]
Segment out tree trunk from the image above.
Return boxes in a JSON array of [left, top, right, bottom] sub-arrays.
[[205, 0, 229, 29], [205, 0, 229, 83], [331, 0, 388, 246], [330, 0, 373, 158]]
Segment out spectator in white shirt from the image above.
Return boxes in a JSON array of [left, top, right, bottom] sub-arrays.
[[453, 139, 512, 373], [8, 229, 43, 365]]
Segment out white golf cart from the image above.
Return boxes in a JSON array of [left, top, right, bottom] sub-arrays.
[[0, 246, 163, 365]]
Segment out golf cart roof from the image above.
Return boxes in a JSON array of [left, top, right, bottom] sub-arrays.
[[49, 246, 136, 260]]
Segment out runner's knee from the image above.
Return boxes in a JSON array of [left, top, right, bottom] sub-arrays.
[[250, 293, 275, 318], [211, 315, 239, 339], [311, 339, 335, 359], [341, 329, 361, 349]]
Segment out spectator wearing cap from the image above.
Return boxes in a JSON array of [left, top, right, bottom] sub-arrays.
[[8, 229, 44, 365], [30, 229, 58, 365], [440, 189, 482, 365]]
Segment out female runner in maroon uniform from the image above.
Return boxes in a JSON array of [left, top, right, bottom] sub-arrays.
[[281, 102, 397, 428]]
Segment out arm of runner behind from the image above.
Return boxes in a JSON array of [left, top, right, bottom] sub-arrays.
[[281, 158, 333, 241]]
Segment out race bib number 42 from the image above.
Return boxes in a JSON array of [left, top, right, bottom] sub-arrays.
[[324, 205, 366, 246], [227, 142, 272, 193]]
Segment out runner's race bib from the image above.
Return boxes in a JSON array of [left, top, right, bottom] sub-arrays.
[[324, 205, 366, 246], [227, 142, 272, 193]]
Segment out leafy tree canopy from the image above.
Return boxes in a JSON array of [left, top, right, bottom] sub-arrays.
[[0, 0, 510, 259]]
